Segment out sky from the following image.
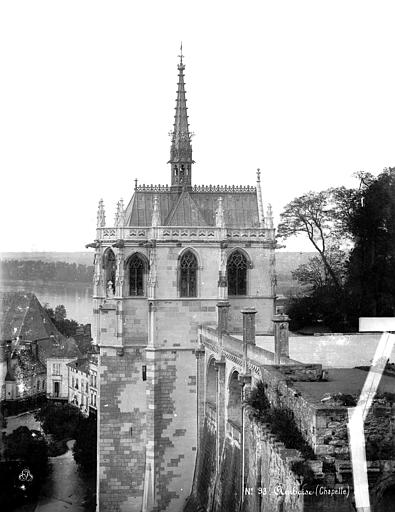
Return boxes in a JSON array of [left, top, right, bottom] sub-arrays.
[[1, 1, 394, 252]]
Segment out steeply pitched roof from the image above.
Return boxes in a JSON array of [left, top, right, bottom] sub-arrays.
[[38, 336, 82, 362], [125, 187, 260, 228], [0, 291, 62, 342], [165, 190, 208, 226]]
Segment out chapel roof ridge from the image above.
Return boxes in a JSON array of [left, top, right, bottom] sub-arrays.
[[135, 184, 257, 193]]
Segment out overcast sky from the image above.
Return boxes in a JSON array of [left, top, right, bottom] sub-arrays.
[[1, 1, 394, 252]]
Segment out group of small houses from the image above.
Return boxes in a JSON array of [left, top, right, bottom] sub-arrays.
[[0, 291, 97, 418]]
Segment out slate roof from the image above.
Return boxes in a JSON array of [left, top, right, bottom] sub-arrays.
[[125, 188, 260, 227], [0, 291, 62, 342], [6, 345, 46, 382], [39, 336, 82, 362], [67, 357, 90, 375]]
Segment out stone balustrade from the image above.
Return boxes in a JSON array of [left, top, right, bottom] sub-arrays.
[[97, 225, 275, 242]]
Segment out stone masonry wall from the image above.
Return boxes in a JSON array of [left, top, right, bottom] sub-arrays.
[[145, 348, 198, 512], [99, 346, 146, 512], [185, 405, 217, 512], [213, 423, 242, 512], [243, 419, 304, 512]]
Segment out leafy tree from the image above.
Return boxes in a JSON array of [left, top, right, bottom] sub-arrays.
[[73, 414, 97, 473], [345, 167, 395, 324], [277, 189, 352, 290], [43, 303, 80, 337], [279, 169, 395, 331], [54, 304, 67, 322], [35, 402, 84, 440]]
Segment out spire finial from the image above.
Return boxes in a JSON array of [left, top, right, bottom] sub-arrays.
[[256, 168, 261, 182], [97, 199, 106, 227], [169, 46, 194, 188], [178, 42, 184, 65], [215, 197, 225, 228], [152, 195, 160, 227]]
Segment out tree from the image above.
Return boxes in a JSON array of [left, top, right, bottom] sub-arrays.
[[54, 304, 67, 322], [279, 168, 395, 331], [2, 426, 49, 499], [35, 402, 83, 440], [43, 303, 80, 337], [292, 247, 347, 291], [277, 189, 353, 290], [345, 167, 395, 323], [73, 414, 97, 473]]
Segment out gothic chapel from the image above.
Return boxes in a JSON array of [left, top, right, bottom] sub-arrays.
[[91, 50, 277, 511]]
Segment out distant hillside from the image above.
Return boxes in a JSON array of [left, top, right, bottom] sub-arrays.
[[0, 260, 93, 283], [276, 251, 316, 296], [0, 252, 93, 266], [0, 250, 317, 294]]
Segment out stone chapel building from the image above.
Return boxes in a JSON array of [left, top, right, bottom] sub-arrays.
[[91, 51, 277, 511]]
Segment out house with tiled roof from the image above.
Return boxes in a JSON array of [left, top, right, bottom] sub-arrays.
[[46, 336, 82, 402], [0, 291, 63, 409], [67, 355, 97, 416], [4, 340, 46, 404], [0, 291, 82, 413]]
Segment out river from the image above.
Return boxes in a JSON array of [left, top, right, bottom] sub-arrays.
[[0, 280, 93, 325]]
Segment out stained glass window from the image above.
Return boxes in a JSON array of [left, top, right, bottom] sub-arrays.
[[227, 250, 247, 295], [180, 251, 198, 297], [129, 254, 145, 296]]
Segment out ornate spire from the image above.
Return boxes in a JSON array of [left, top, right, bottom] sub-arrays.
[[169, 44, 194, 189], [265, 203, 274, 229], [118, 199, 125, 227], [114, 201, 120, 227], [97, 199, 106, 227], [151, 196, 160, 227], [215, 197, 225, 228], [256, 168, 265, 227]]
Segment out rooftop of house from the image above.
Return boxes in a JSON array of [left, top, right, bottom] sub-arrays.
[[0, 291, 62, 343], [67, 357, 90, 374], [38, 336, 82, 362], [6, 344, 46, 381]]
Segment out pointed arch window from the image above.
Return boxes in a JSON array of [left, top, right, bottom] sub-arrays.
[[179, 251, 198, 297], [129, 254, 145, 296], [227, 250, 248, 296]]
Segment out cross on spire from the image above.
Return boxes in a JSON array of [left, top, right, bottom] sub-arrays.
[[178, 42, 184, 65]]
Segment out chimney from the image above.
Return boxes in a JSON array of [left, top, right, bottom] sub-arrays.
[[217, 300, 230, 335], [241, 308, 257, 346], [273, 308, 290, 364]]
